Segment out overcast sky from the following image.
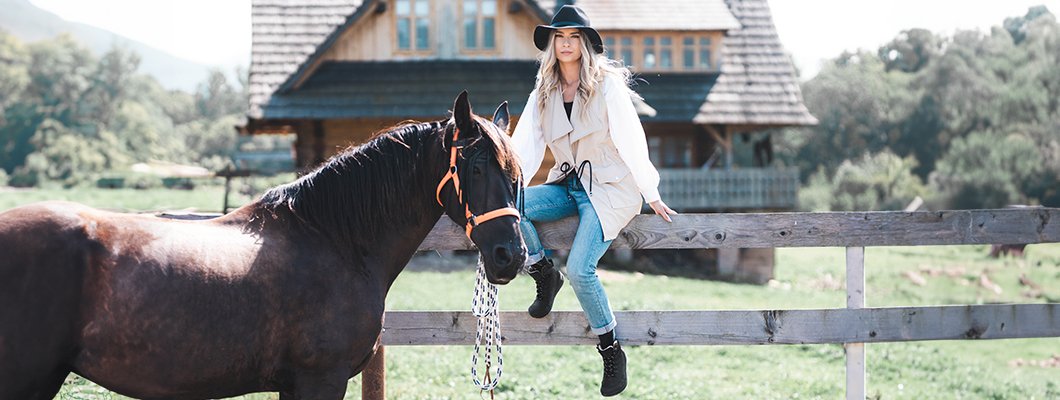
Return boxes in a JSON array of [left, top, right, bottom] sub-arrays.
[[28, 0, 1060, 80]]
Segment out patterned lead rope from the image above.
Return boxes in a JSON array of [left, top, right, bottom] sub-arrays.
[[470, 256, 503, 392]]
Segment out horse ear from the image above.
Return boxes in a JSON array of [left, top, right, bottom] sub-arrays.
[[453, 90, 472, 133], [492, 101, 510, 133]]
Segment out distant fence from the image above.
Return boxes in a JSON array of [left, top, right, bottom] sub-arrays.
[[362, 208, 1060, 400]]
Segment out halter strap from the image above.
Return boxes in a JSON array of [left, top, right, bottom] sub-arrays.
[[436, 126, 521, 239]]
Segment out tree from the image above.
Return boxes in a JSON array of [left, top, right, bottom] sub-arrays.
[[930, 131, 1043, 209], [878, 28, 942, 73], [195, 69, 245, 120]]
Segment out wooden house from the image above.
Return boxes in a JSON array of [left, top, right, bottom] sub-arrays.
[[242, 0, 817, 282]]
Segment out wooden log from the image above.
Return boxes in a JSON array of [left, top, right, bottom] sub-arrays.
[[380, 304, 1060, 346], [845, 247, 865, 400], [417, 208, 1060, 250]]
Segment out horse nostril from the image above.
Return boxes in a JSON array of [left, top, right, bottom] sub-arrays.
[[493, 245, 513, 267]]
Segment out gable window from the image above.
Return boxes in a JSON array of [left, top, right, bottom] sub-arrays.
[[683, 37, 695, 69], [605, 35, 634, 67], [604, 32, 718, 71], [698, 37, 712, 69], [659, 37, 673, 69], [643, 37, 656, 69], [396, 0, 431, 51], [462, 0, 497, 50]]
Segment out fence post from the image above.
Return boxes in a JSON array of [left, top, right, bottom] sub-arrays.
[[845, 247, 866, 400], [362, 346, 386, 400]]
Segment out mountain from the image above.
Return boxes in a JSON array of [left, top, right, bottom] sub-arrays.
[[0, 0, 213, 92]]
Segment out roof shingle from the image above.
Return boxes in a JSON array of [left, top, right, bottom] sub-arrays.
[[694, 0, 817, 126], [249, 0, 361, 118]]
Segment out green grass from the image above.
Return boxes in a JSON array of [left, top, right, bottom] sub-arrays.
[[8, 187, 1056, 399]]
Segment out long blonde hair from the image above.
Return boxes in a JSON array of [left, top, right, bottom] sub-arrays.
[[534, 32, 637, 121]]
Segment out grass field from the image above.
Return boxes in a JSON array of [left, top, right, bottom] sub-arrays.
[[3, 188, 1056, 399]]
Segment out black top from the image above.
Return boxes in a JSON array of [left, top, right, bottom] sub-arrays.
[[564, 101, 573, 121]]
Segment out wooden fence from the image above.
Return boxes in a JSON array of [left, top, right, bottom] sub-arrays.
[[362, 208, 1060, 399]]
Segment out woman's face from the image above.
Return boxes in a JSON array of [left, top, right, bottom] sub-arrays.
[[553, 28, 583, 64]]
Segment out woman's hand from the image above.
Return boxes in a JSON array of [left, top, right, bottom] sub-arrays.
[[649, 199, 677, 223]]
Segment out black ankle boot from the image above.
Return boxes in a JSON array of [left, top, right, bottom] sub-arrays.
[[526, 258, 563, 318], [597, 340, 627, 397]]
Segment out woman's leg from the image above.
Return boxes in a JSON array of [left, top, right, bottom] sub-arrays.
[[566, 184, 627, 397], [518, 184, 576, 264], [564, 188, 617, 334], [518, 184, 576, 318]]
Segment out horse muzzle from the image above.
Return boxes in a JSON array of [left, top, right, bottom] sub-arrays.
[[485, 242, 526, 284]]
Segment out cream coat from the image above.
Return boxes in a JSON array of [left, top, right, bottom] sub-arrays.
[[512, 74, 661, 241]]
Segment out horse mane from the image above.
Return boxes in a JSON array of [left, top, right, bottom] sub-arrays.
[[251, 116, 520, 260]]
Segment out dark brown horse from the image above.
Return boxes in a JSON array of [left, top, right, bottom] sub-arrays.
[[0, 92, 526, 399]]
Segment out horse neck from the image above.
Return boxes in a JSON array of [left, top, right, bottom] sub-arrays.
[[261, 126, 449, 289]]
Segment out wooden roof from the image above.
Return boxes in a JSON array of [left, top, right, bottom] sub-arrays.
[[575, 0, 740, 31], [248, 0, 816, 128], [693, 0, 817, 126], [249, 0, 361, 119], [261, 60, 539, 119]]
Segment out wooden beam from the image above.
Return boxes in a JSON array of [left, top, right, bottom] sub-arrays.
[[380, 304, 1060, 346], [416, 208, 1060, 250], [703, 125, 727, 148], [845, 247, 866, 400]]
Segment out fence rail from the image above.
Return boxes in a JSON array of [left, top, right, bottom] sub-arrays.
[[363, 208, 1060, 400], [381, 304, 1059, 346]]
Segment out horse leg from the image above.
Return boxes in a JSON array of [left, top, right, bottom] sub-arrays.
[[278, 369, 350, 400]]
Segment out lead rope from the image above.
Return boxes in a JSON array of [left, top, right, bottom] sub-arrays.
[[470, 256, 502, 394], [468, 162, 524, 396]]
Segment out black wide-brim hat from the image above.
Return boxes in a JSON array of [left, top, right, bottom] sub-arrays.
[[534, 5, 604, 54]]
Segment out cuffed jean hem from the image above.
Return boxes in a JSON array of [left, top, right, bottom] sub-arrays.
[[590, 319, 617, 336], [523, 251, 545, 267]]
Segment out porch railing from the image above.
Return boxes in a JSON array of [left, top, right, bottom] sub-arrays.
[[658, 167, 799, 210]]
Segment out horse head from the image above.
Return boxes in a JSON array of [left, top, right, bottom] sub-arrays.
[[437, 91, 527, 284]]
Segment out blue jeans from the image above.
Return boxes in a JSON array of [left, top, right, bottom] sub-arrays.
[[519, 176, 617, 335]]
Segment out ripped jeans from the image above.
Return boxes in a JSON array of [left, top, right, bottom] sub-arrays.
[[520, 175, 617, 335]]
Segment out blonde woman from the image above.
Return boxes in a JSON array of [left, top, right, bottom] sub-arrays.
[[511, 5, 676, 397]]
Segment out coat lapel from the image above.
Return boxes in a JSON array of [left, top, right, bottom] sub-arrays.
[[568, 94, 596, 144], [547, 88, 573, 143]]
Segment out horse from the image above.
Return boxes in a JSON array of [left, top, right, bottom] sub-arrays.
[[0, 91, 527, 400]]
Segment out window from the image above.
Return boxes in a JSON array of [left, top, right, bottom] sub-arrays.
[[396, 0, 431, 51], [649, 136, 692, 168], [682, 37, 695, 69], [462, 0, 496, 50], [605, 35, 634, 67], [603, 32, 718, 71], [660, 37, 673, 69], [698, 37, 712, 69], [620, 37, 633, 67], [643, 37, 656, 69], [662, 136, 692, 167]]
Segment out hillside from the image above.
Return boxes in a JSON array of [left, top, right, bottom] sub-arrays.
[[0, 0, 212, 91]]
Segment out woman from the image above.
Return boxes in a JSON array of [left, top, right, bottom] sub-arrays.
[[511, 5, 677, 397]]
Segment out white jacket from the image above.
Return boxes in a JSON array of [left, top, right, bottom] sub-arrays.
[[511, 74, 661, 241]]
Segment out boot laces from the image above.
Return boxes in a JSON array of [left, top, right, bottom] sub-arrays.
[[598, 343, 618, 377]]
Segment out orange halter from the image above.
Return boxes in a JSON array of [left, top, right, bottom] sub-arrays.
[[436, 127, 521, 238]]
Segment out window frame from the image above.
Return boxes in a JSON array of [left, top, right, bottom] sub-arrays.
[[602, 31, 721, 73], [459, 0, 501, 54], [394, 0, 435, 55]]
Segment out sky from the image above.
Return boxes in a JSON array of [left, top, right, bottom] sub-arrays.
[[29, 0, 1060, 80]]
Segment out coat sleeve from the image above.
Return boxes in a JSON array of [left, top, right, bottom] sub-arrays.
[[511, 89, 546, 188], [604, 76, 661, 203]]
